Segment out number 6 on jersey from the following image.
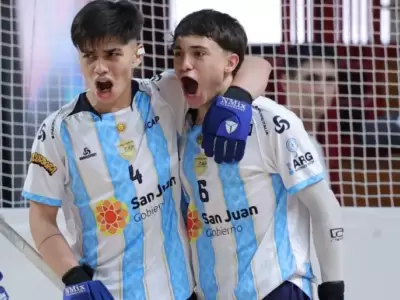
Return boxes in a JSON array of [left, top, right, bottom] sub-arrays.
[[198, 180, 209, 202]]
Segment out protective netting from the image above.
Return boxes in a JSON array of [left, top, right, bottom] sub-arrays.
[[0, 0, 399, 208]]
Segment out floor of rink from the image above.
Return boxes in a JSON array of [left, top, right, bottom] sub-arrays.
[[1, 208, 400, 300]]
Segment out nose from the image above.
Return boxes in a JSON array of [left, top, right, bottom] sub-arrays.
[[94, 58, 109, 76], [179, 55, 193, 72], [313, 82, 328, 94]]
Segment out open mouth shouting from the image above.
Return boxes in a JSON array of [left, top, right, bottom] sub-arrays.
[[181, 76, 204, 107], [95, 78, 114, 100], [181, 76, 198, 97]]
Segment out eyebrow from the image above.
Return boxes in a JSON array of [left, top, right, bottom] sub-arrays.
[[173, 45, 209, 51], [82, 48, 121, 55], [325, 75, 336, 80]]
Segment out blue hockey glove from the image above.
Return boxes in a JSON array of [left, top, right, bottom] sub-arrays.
[[62, 264, 114, 300], [0, 272, 10, 300], [202, 87, 253, 163], [63, 281, 114, 300]]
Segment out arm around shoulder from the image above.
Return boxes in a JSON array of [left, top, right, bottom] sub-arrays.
[[231, 56, 272, 99], [135, 70, 187, 134]]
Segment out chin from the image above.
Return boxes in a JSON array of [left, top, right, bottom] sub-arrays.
[[95, 91, 117, 103], [185, 94, 205, 109]]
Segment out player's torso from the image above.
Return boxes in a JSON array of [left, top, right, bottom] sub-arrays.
[[180, 106, 312, 300], [60, 86, 193, 300]]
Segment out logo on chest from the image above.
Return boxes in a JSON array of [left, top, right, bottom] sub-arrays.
[[146, 116, 160, 129], [79, 147, 97, 160], [194, 152, 207, 176], [118, 139, 136, 161]]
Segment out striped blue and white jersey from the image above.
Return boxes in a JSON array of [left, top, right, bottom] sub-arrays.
[[180, 97, 326, 300], [23, 71, 194, 300]]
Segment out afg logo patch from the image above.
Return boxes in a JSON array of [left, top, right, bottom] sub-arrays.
[[30, 152, 57, 175]]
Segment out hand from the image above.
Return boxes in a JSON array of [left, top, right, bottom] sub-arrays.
[[202, 95, 252, 163], [318, 281, 344, 300], [62, 264, 114, 300], [63, 281, 114, 300], [0, 271, 9, 300]]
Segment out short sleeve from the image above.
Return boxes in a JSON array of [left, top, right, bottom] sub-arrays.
[[22, 115, 66, 207], [266, 113, 326, 195], [136, 70, 188, 134]]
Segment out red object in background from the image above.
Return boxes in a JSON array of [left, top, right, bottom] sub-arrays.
[[268, 0, 396, 198]]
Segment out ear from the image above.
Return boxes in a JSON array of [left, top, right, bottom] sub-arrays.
[[224, 53, 240, 74], [132, 44, 145, 69]]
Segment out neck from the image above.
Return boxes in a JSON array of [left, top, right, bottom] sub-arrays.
[[195, 76, 233, 125], [88, 84, 132, 114], [302, 120, 314, 134], [288, 107, 315, 135]]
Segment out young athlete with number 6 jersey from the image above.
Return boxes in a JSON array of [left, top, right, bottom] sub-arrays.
[[175, 10, 345, 300], [22, 1, 271, 300]]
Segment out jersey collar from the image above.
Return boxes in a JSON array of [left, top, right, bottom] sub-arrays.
[[69, 80, 139, 119]]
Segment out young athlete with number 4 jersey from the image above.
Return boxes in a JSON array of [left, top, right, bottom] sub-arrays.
[[22, 1, 271, 300], [175, 10, 345, 300]]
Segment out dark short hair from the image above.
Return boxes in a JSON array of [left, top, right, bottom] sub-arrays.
[[173, 9, 247, 74], [286, 44, 336, 78], [71, 0, 144, 51]]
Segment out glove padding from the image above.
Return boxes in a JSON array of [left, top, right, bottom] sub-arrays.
[[63, 281, 114, 300], [0, 272, 9, 300], [318, 281, 345, 300], [202, 95, 252, 163], [62, 264, 114, 300]]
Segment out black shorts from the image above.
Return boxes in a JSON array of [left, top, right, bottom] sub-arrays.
[[187, 292, 197, 300], [262, 281, 310, 300]]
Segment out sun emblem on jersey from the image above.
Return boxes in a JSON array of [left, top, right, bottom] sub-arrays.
[[95, 197, 130, 236], [187, 202, 203, 243], [116, 123, 126, 132]]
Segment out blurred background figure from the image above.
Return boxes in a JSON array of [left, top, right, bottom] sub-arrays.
[[281, 45, 337, 135], [276, 45, 338, 181]]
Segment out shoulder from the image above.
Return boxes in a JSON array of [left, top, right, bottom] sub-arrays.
[[134, 70, 180, 95], [309, 135, 325, 159], [40, 96, 81, 139], [252, 96, 302, 133]]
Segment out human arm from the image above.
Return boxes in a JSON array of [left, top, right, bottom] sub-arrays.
[[297, 181, 345, 299], [137, 56, 271, 132], [29, 202, 79, 277], [202, 56, 272, 162], [24, 116, 113, 298], [263, 105, 344, 299], [227, 55, 272, 101], [23, 116, 79, 278]]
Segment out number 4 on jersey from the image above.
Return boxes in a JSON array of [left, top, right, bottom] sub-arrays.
[[129, 165, 143, 184]]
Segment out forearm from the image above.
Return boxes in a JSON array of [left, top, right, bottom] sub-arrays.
[[296, 180, 344, 282], [231, 56, 271, 99], [311, 207, 344, 282], [29, 208, 78, 277]]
